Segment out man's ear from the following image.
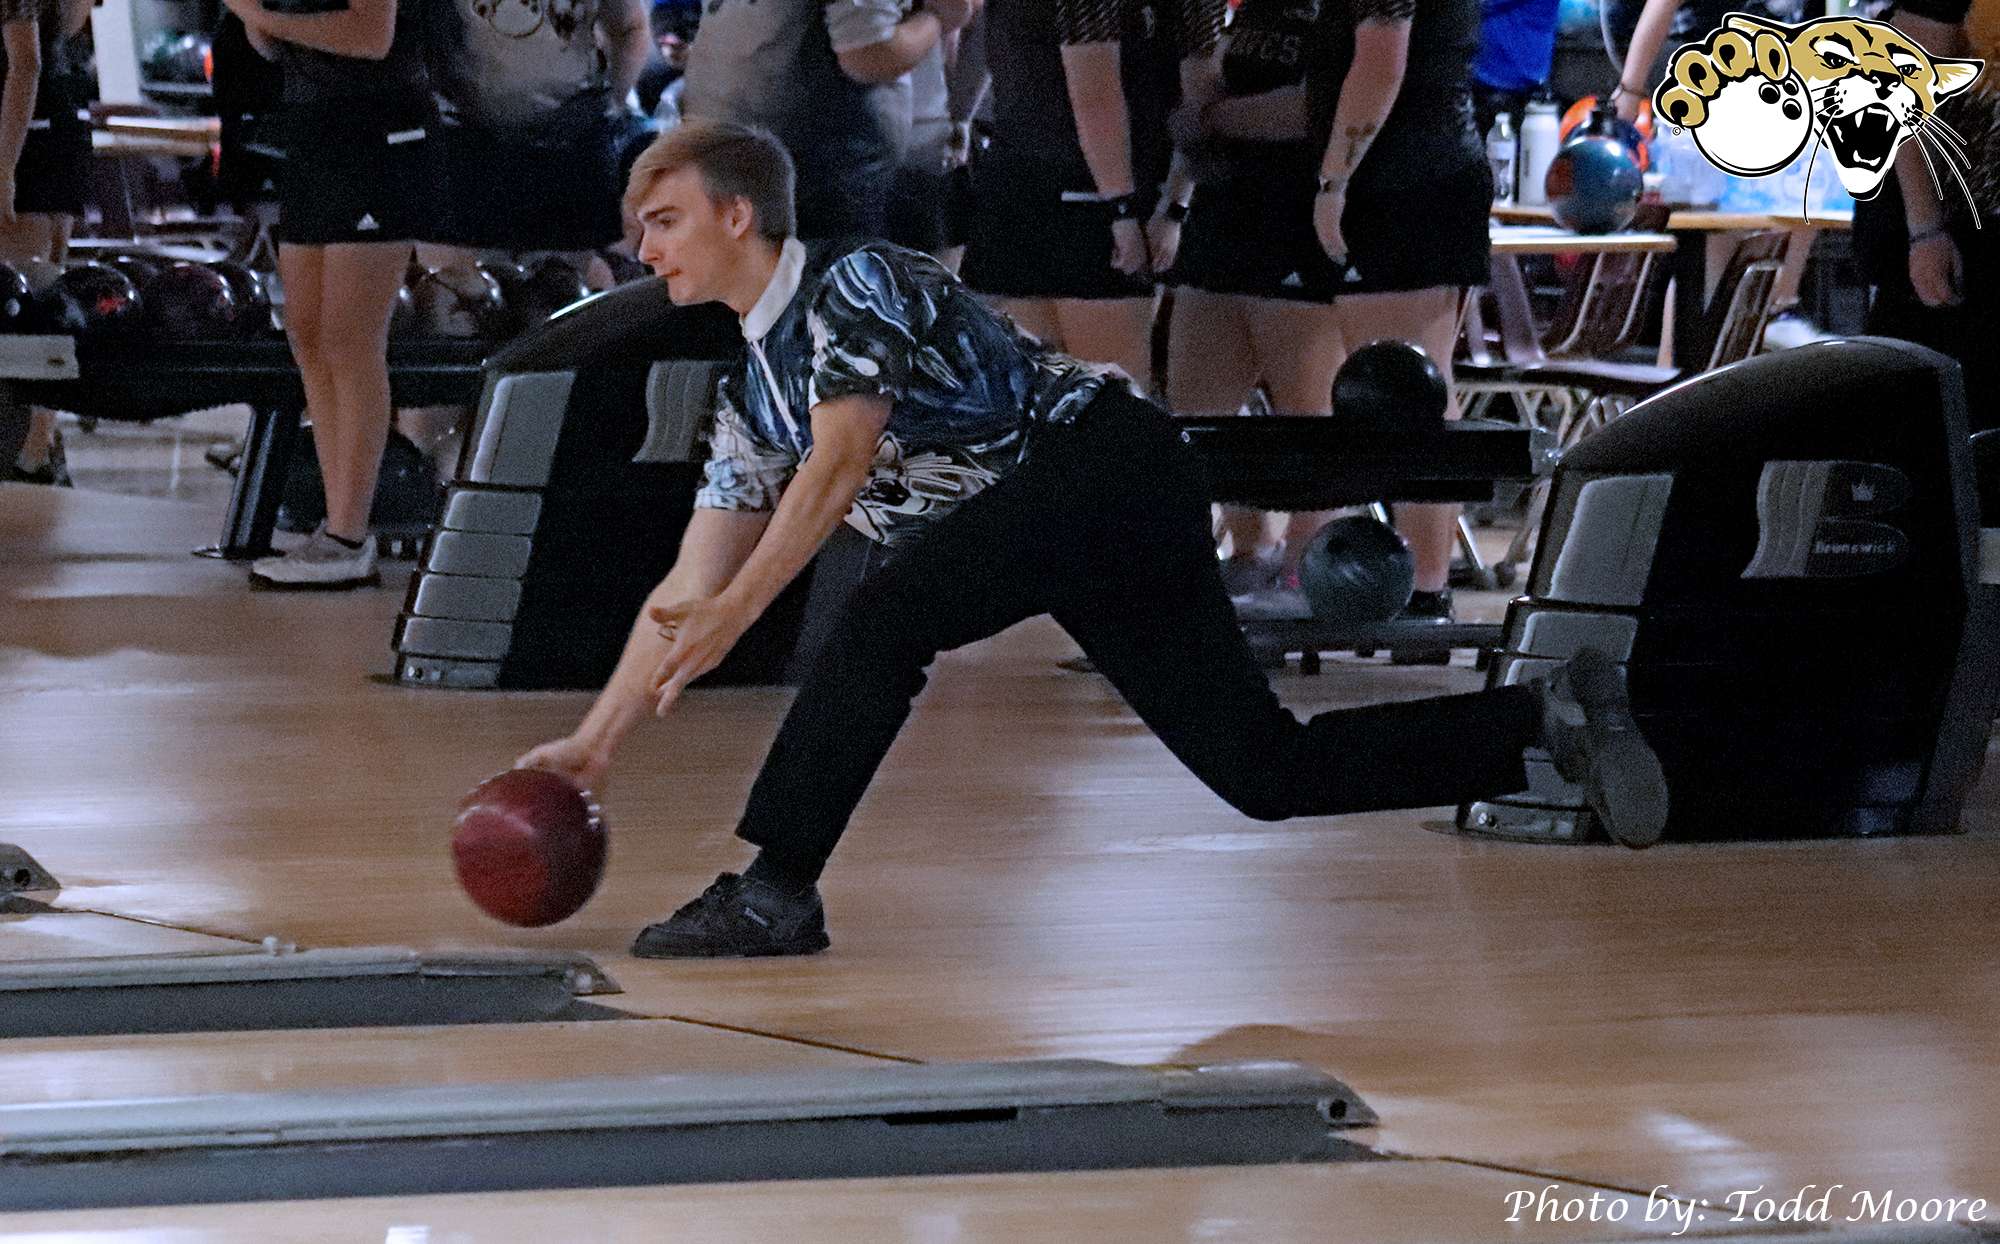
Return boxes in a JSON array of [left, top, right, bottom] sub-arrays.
[[724, 196, 756, 240]]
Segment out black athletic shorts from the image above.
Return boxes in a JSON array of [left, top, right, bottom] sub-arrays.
[[14, 112, 91, 218], [276, 104, 442, 246], [885, 163, 959, 256], [960, 146, 1155, 301], [1171, 156, 1493, 301], [429, 122, 624, 252]]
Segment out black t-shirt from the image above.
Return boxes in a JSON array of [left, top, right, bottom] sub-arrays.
[[279, 0, 430, 120], [982, 0, 1226, 188], [1215, 0, 1481, 188], [0, 0, 85, 118]]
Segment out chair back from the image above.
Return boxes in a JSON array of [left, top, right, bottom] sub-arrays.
[[1695, 230, 1792, 370]]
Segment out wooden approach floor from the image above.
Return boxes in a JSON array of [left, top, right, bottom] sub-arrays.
[[3, 484, 1998, 1242]]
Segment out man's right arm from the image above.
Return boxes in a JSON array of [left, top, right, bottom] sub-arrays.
[[520, 385, 795, 784], [569, 507, 770, 761]]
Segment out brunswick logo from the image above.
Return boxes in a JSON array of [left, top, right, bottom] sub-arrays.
[[1651, 12, 1984, 217]]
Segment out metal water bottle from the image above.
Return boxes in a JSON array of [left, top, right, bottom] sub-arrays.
[[1517, 98, 1561, 207]]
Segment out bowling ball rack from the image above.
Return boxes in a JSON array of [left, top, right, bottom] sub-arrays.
[[2, 334, 488, 559], [1178, 415, 1558, 666]]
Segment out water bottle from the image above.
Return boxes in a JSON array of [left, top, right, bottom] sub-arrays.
[[1518, 97, 1562, 207], [1486, 113, 1518, 204]]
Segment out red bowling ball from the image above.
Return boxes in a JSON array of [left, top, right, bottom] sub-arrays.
[[452, 769, 606, 927]]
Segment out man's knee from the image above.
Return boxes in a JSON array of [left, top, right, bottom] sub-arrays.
[[1221, 784, 1294, 823]]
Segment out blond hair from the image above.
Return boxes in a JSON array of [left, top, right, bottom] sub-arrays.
[[624, 120, 796, 241]]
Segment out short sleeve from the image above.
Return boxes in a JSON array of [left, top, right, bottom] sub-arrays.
[[1348, 0, 1417, 21], [1055, 0, 1122, 45], [695, 377, 798, 512], [1176, 0, 1228, 57], [806, 249, 934, 408], [824, 0, 906, 53]]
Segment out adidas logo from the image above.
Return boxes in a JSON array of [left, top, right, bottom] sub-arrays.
[[356, 213, 380, 232], [1343, 267, 1364, 283], [1281, 272, 1304, 288], [1851, 482, 1875, 503]]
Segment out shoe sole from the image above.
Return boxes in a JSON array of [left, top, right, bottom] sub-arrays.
[[1556, 652, 1670, 848], [629, 930, 830, 960], [1582, 720, 1669, 848]]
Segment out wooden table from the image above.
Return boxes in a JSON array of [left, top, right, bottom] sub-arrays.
[[1489, 223, 1676, 255], [1493, 203, 1852, 366]]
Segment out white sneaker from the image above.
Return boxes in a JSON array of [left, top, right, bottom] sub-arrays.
[[1219, 541, 1287, 597], [249, 528, 379, 589], [1231, 586, 1314, 621]]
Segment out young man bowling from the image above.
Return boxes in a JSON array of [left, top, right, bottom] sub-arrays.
[[517, 120, 1670, 958]]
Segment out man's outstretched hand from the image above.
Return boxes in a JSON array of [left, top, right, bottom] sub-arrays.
[[516, 734, 612, 793], [648, 595, 754, 716]]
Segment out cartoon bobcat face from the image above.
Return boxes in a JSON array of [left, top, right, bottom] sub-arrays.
[[1655, 13, 1983, 200], [1775, 15, 1981, 189]]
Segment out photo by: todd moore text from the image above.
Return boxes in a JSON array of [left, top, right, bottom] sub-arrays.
[[1504, 1183, 1991, 1235]]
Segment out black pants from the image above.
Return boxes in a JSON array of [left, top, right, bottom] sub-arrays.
[[736, 389, 1543, 872], [1862, 218, 1999, 435]]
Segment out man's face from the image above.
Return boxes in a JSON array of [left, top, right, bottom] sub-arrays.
[[634, 168, 752, 306]]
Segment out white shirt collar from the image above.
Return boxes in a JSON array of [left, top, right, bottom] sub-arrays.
[[741, 237, 807, 342]]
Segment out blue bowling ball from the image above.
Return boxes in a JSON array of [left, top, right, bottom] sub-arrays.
[[1546, 132, 1645, 234]]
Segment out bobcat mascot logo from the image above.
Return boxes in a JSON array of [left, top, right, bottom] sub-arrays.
[[1652, 13, 1984, 215]]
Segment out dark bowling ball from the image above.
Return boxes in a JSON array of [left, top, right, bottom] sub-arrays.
[[146, 262, 244, 339], [517, 255, 593, 328], [600, 250, 651, 285], [1298, 515, 1418, 630], [1547, 132, 1645, 235], [1332, 340, 1449, 427], [388, 280, 419, 338], [277, 427, 439, 533], [370, 427, 442, 528], [0, 262, 30, 330], [411, 262, 508, 339], [106, 252, 172, 290], [452, 768, 607, 927], [16, 257, 60, 295], [37, 263, 145, 340], [209, 261, 274, 337], [480, 260, 532, 336]]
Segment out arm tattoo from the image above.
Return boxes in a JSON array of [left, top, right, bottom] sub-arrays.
[[1337, 120, 1380, 175]]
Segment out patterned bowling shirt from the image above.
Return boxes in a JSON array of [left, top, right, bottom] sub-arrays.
[[696, 237, 1120, 545]]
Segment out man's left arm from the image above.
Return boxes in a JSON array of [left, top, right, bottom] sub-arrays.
[[648, 396, 887, 711]]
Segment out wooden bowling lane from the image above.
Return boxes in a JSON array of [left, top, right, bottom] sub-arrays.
[[0, 1017, 886, 1107], [0, 1161, 1865, 1243], [8, 485, 2000, 1234], [0, 909, 258, 960]]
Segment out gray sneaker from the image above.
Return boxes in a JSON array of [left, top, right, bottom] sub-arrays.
[[249, 527, 379, 589]]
